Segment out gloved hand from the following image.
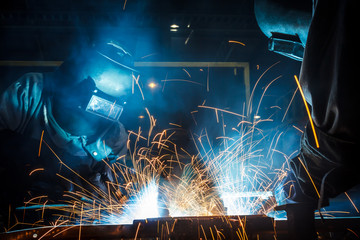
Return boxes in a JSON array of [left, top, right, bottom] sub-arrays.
[[87, 161, 128, 200], [86, 162, 115, 195]]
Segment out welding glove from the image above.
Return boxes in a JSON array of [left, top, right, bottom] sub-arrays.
[[87, 160, 129, 200], [86, 161, 116, 195]]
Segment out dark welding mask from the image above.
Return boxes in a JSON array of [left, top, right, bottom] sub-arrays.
[[268, 32, 304, 61], [87, 41, 139, 121], [63, 75, 127, 122], [254, 0, 312, 61], [57, 41, 138, 122]]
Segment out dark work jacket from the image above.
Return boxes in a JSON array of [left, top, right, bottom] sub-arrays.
[[0, 73, 128, 229], [291, 0, 359, 202]]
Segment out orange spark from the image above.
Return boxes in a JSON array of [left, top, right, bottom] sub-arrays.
[[123, 0, 127, 10], [344, 192, 359, 213], [134, 222, 142, 240], [247, 61, 280, 115], [294, 75, 319, 148], [38, 130, 44, 157], [347, 228, 359, 238], [292, 125, 304, 134], [24, 195, 48, 205], [198, 105, 245, 118], [297, 157, 320, 198], [141, 53, 158, 59], [78, 203, 83, 240], [51, 224, 76, 238], [182, 68, 191, 78], [161, 79, 202, 86], [228, 40, 246, 46], [169, 122, 182, 128], [29, 168, 45, 176], [108, 100, 117, 118], [133, 74, 144, 100]]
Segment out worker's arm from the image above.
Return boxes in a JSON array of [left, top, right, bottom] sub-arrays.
[[84, 121, 129, 195], [0, 73, 44, 134]]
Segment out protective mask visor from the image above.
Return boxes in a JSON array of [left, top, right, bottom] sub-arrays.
[[85, 90, 124, 122], [269, 32, 304, 61]]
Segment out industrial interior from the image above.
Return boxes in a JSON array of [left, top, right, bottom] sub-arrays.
[[0, 0, 359, 239]]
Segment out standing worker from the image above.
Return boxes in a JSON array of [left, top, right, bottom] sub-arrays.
[[255, 0, 358, 239]]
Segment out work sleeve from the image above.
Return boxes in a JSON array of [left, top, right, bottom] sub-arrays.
[[105, 121, 129, 163], [86, 122, 129, 195], [0, 73, 44, 134]]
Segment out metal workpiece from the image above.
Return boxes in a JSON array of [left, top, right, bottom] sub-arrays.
[[2, 215, 360, 240]]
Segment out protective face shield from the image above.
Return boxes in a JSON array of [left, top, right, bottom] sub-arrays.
[[56, 41, 138, 123], [85, 88, 125, 122], [62, 76, 127, 122], [268, 32, 304, 61], [254, 0, 312, 61], [81, 41, 138, 122]]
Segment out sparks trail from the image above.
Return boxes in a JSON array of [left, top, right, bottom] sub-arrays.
[[228, 40, 246, 46], [13, 61, 316, 231], [293, 75, 319, 148], [59, 62, 298, 221], [50, 113, 187, 225], [191, 64, 313, 216]]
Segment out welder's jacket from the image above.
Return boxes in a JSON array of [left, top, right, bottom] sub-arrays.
[[290, 0, 360, 203], [0, 72, 128, 225]]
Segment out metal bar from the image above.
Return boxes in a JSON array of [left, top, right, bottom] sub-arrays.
[[0, 61, 249, 68], [134, 61, 249, 68], [0, 60, 63, 67], [2, 216, 360, 239]]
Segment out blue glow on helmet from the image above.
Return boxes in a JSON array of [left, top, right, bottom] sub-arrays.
[[85, 94, 124, 121], [57, 40, 138, 122], [93, 66, 133, 98], [89, 41, 137, 98]]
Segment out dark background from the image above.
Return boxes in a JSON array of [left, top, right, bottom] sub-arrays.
[[0, 0, 305, 137], [2, 0, 360, 219]]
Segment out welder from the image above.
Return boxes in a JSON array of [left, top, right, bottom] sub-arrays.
[[0, 40, 135, 230], [255, 0, 358, 239]]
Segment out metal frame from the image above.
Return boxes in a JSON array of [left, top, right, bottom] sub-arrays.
[[0, 60, 251, 110], [134, 61, 251, 105]]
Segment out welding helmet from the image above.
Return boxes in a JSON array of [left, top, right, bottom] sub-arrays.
[[82, 41, 138, 121], [53, 40, 137, 124], [254, 0, 312, 61]]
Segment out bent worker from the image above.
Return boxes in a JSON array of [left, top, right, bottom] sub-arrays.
[[0, 40, 135, 230]]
